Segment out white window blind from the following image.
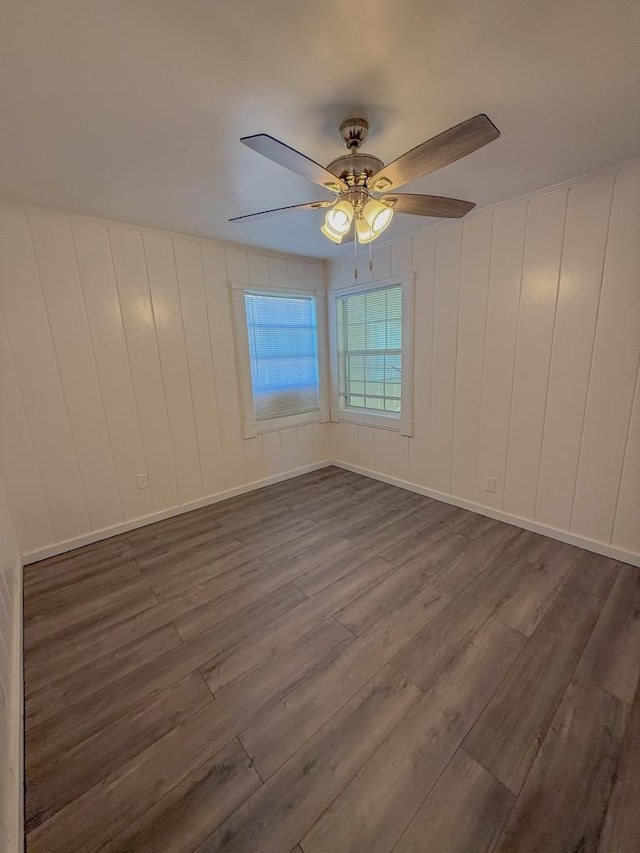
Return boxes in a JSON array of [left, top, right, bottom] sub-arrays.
[[336, 284, 402, 413], [244, 291, 320, 421]]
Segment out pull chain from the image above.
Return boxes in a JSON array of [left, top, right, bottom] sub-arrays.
[[354, 221, 358, 280]]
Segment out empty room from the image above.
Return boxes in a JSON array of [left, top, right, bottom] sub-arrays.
[[1, 1, 639, 851]]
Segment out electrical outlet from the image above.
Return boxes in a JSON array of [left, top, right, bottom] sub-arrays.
[[136, 473, 149, 490], [483, 475, 496, 494]]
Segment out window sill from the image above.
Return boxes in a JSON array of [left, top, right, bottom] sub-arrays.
[[331, 408, 413, 436], [244, 409, 328, 438]]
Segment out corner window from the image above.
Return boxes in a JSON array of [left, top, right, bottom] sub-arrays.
[[337, 284, 402, 413], [232, 284, 327, 437], [331, 276, 413, 435]]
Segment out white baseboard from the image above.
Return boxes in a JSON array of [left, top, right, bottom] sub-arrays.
[[333, 459, 640, 568], [23, 461, 331, 564], [23, 456, 640, 569]]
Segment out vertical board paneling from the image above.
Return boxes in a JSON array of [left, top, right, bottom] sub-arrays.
[[267, 256, 288, 286], [226, 248, 250, 283], [287, 259, 306, 287], [0, 209, 90, 541], [327, 262, 342, 292], [429, 223, 462, 493], [201, 244, 246, 488], [261, 430, 283, 477], [0, 309, 53, 551], [242, 434, 266, 483], [503, 189, 567, 519], [371, 243, 392, 283], [329, 163, 640, 562], [408, 229, 436, 487], [247, 253, 270, 287], [0, 206, 328, 557], [391, 237, 413, 277], [312, 420, 330, 461], [2, 162, 638, 562], [29, 214, 123, 530], [612, 366, 640, 552], [143, 233, 202, 504], [535, 175, 615, 530], [475, 201, 527, 508], [342, 423, 359, 465], [303, 262, 324, 290], [108, 226, 179, 511], [354, 251, 372, 285], [72, 220, 151, 521], [373, 427, 392, 476], [297, 424, 315, 468], [339, 255, 356, 288], [357, 426, 375, 471], [279, 427, 299, 470], [572, 166, 640, 542], [173, 239, 226, 496], [451, 212, 493, 499], [390, 432, 410, 482]]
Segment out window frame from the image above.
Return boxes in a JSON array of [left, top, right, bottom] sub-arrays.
[[329, 274, 414, 436], [230, 280, 329, 438]]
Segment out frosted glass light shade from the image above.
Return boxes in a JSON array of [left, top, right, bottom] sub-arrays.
[[355, 217, 378, 244], [321, 223, 344, 244], [363, 198, 394, 234], [325, 200, 354, 235]]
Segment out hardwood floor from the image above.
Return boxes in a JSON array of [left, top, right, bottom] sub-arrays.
[[23, 466, 640, 853]]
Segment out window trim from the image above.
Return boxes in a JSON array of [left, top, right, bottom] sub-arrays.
[[329, 274, 414, 436], [230, 280, 329, 438]]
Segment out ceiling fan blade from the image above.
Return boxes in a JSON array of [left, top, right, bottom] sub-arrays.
[[381, 193, 475, 218], [229, 200, 333, 223], [370, 114, 500, 192], [241, 134, 348, 193]]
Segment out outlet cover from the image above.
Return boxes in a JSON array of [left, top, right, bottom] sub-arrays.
[[136, 473, 150, 490], [483, 476, 496, 494]]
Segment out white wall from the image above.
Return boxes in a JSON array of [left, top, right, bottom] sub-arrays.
[[0, 206, 329, 561], [1, 162, 638, 567], [329, 161, 640, 565], [0, 479, 22, 851]]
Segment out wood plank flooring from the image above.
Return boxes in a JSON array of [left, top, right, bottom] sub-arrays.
[[23, 466, 640, 853]]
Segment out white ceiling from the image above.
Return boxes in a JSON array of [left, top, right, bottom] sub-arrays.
[[1, 1, 639, 258]]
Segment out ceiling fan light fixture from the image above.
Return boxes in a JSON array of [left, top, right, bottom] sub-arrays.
[[363, 198, 394, 235], [355, 217, 377, 245], [325, 199, 354, 235], [320, 222, 344, 244], [234, 114, 500, 247]]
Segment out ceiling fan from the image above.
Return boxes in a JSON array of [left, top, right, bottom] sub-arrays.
[[230, 113, 500, 245]]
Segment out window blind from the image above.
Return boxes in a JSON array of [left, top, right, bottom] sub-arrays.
[[244, 291, 320, 421], [337, 284, 402, 413]]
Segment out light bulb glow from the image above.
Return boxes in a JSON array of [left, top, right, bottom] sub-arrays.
[[320, 223, 343, 244], [363, 199, 394, 234], [325, 200, 354, 235], [373, 206, 393, 232], [355, 217, 377, 244]]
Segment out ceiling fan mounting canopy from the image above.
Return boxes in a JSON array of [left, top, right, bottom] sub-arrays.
[[231, 113, 500, 244], [339, 117, 370, 150]]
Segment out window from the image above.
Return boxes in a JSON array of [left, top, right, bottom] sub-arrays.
[[232, 284, 327, 437], [331, 276, 413, 435], [337, 284, 402, 413]]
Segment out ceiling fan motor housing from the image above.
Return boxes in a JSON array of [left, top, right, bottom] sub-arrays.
[[327, 118, 385, 190], [326, 152, 385, 188]]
